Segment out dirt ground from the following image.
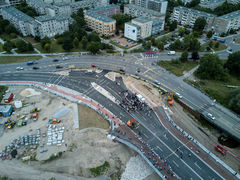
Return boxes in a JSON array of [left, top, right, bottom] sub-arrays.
[[111, 35, 138, 48], [121, 74, 240, 174], [0, 86, 135, 179]]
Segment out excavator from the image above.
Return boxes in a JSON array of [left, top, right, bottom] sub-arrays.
[[127, 118, 139, 129], [167, 91, 174, 105], [31, 108, 40, 113]]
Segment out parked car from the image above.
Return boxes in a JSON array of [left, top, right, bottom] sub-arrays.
[[175, 92, 183, 99], [119, 68, 125, 73], [53, 59, 59, 62], [207, 113, 216, 120], [32, 67, 39, 70], [16, 67, 24, 70], [154, 80, 161, 85], [56, 65, 63, 69], [91, 64, 96, 68]]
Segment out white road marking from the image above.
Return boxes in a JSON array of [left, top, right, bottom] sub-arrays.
[[144, 133, 149, 138], [156, 146, 163, 152], [172, 160, 179, 167], [195, 162, 201, 169]]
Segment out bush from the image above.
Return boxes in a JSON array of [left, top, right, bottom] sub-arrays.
[[90, 161, 110, 176]]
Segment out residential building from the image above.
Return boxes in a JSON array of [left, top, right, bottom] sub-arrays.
[[35, 15, 70, 38], [172, 6, 216, 31], [43, 0, 74, 4], [214, 10, 240, 34], [124, 22, 141, 41], [124, 4, 166, 19], [132, 17, 153, 38], [5, 0, 20, 5], [84, 5, 119, 36], [199, 0, 225, 10], [2, 6, 71, 38], [147, 0, 168, 14], [151, 17, 164, 35], [70, 0, 109, 13], [0, 105, 12, 117], [227, 0, 240, 4], [0, 1, 10, 15], [26, 0, 47, 15], [46, 3, 72, 17]]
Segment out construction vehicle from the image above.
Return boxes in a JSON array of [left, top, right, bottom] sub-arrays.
[[49, 118, 61, 124], [18, 120, 23, 127], [32, 113, 38, 121], [127, 118, 139, 129], [30, 108, 40, 113], [167, 91, 174, 105], [215, 145, 240, 159], [4, 120, 16, 129]]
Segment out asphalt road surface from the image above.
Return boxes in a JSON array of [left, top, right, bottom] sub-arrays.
[[0, 71, 226, 179]]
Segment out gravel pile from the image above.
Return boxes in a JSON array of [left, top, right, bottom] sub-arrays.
[[121, 155, 153, 180]]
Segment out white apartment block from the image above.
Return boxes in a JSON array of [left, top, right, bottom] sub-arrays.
[[43, 0, 74, 4], [26, 0, 47, 15], [124, 22, 141, 41], [147, 0, 168, 14], [46, 3, 72, 17], [132, 17, 153, 39], [199, 0, 225, 10], [227, 0, 240, 3], [214, 10, 240, 34], [124, 4, 165, 19], [172, 6, 216, 31], [2, 6, 70, 38], [70, 0, 109, 13], [5, 0, 20, 5]]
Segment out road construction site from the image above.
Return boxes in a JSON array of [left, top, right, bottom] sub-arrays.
[[0, 70, 239, 179]]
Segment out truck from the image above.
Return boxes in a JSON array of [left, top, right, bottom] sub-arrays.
[[27, 61, 34, 65], [49, 118, 61, 124], [168, 51, 176, 55]]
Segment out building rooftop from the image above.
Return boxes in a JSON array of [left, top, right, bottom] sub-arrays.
[[35, 15, 55, 22], [0, 105, 12, 113], [55, 2, 70, 7], [2, 6, 36, 22], [174, 6, 216, 17], [132, 17, 152, 23], [27, 0, 46, 8], [219, 10, 240, 19], [125, 22, 141, 28], [86, 12, 116, 23], [89, 4, 119, 13], [200, 0, 225, 5], [125, 4, 163, 16]]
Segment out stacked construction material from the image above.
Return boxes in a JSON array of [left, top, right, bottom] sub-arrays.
[[47, 124, 64, 146]]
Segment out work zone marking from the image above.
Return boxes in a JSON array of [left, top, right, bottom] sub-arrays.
[[195, 162, 201, 169], [143, 68, 152, 74], [156, 146, 163, 152], [172, 160, 179, 167], [165, 140, 191, 160], [143, 133, 149, 138]]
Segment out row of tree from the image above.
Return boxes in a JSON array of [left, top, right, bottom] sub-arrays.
[[15, 0, 38, 17], [3, 39, 34, 53], [0, 19, 17, 36]]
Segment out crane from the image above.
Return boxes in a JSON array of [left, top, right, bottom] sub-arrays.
[[127, 118, 139, 129], [168, 91, 174, 105]]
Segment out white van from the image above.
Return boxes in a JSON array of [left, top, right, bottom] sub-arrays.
[[168, 51, 176, 55]]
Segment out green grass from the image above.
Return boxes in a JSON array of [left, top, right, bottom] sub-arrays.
[[34, 40, 65, 53], [235, 38, 240, 44], [200, 41, 227, 52], [0, 33, 16, 41], [157, 60, 199, 76], [185, 75, 240, 108], [22, 36, 38, 44], [0, 85, 8, 102], [15, 49, 37, 54], [0, 43, 3, 52], [0, 56, 41, 64], [90, 161, 110, 176]]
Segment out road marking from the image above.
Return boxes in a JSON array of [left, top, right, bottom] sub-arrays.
[[172, 160, 179, 167], [195, 162, 201, 169], [143, 68, 152, 74], [156, 146, 163, 152], [143, 133, 149, 138], [164, 133, 168, 140]]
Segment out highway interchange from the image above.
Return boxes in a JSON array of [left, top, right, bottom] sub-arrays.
[[0, 34, 239, 179]]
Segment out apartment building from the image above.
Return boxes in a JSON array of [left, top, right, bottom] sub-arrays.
[[124, 4, 165, 19], [172, 6, 216, 31], [214, 10, 240, 34], [26, 0, 47, 15], [147, 0, 168, 14], [124, 22, 141, 41], [124, 16, 164, 40], [84, 5, 119, 36], [70, 0, 109, 13], [199, 0, 225, 10], [43, 0, 74, 4], [2, 6, 70, 38], [5, 0, 20, 5], [46, 3, 72, 17], [227, 0, 240, 3]]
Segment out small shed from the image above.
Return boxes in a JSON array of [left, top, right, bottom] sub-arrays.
[[3, 92, 14, 103], [0, 105, 13, 117], [14, 101, 22, 109]]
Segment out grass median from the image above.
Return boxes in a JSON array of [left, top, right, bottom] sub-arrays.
[[157, 60, 199, 76]]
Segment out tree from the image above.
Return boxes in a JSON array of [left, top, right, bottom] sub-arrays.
[[44, 43, 52, 52], [10, 33, 17, 38], [151, 37, 156, 46], [120, 3, 124, 13], [178, 27, 185, 36], [4, 24, 17, 34], [57, 37, 64, 44], [189, 38, 200, 51], [207, 31, 213, 39], [3, 41, 14, 52], [193, 17, 207, 32], [62, 39, 73, 51], [195, 54, 228, 81], [87, 42, 101, 54], [73, 37, 79, 48], [156, 40, 164, 50], [27, 42, 34, 51], [186, 0, 200, 8], [146, 41, 151, 50], [215, 41, 220, 48], [88, 32, 100, 42], [40, 37, 51, 48], [112, 14, 131, 31], [15, 39, 28, 52], [180, 51, 188, 62], [80, 36, 88, 49], [209, 41, 213, 48], [224, 51, 240, 76], [170, 39, 183, 50], [228, 89, 240, 115], [169, 20, 177, 31]]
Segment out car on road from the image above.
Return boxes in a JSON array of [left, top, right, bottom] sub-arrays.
[[53, 59, 59, 62], [91, 64, 96, 68], [56, 65, 63, 69], [175, 92, 183, 99], [227, 48, 233, 54], [168, 51, 176, 55], [32, 67, 39, 70], [207, 113, 216, 120], [62, 56, 69, 60], [119, 68, 125, 73], [154, 80, 161, 85], [16, 67, 24, 70]]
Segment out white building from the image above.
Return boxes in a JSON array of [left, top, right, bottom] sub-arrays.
[[199, 0, 225, 10], [70, 0, 109, 13], [132, 17, 153, 39], [124, 22, 141, 41], [147, 0, 168, 14], [26, 0, 47, 15]]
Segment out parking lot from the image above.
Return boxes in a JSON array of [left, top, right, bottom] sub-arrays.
[[111, 35, 138, 48]]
